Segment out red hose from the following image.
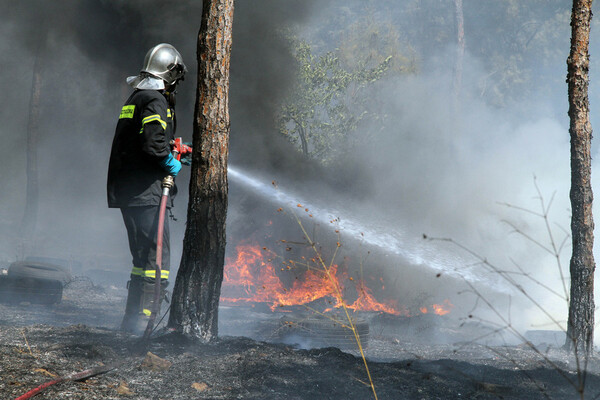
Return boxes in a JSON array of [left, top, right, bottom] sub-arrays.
[[14, 377, 63, 400], [14, 362, 120, 400], [143, 178, 171, 338]]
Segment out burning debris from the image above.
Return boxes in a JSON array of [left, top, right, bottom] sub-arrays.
[[217, 231, 458, 354], [220, 238, 454, 318]]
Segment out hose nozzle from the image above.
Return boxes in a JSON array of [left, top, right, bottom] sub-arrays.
[[162, 175, 175, 189]]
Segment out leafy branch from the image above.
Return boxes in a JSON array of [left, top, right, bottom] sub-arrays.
[[277, 38, 392, 164]]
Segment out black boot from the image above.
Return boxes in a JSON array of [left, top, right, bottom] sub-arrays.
[[140, 279, 168, 323], [120, 278, 144, 334]]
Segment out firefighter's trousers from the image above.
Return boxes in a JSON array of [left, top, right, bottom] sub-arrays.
[[120, 206, 170, 333]]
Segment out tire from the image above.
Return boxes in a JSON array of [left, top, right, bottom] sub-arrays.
[[1, 262, 69, 305], [8, 262, 71, 283], [9, 277, 63, 305]]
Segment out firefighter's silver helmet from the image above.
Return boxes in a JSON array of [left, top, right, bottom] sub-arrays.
[[142, 43, 187, 85], [127, 43, 187, 90]]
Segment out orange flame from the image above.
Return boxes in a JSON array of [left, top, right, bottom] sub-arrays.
[[344, 281, 407, 316], [221, 242, 345, 311], [431, 300, 454, 315], [221, 240, 452, 317]]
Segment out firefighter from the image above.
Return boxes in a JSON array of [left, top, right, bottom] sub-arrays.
[[107, 43, 187, 334]]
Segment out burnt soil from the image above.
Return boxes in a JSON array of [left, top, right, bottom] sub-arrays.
[[2, 277, 600, 399]]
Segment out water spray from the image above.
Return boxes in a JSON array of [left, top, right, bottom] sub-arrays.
[[228, 166, 504, 290]]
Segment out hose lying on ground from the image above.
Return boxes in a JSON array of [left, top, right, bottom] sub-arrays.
[[14, 361, 122, 400]]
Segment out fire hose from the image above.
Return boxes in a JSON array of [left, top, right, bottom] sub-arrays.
[[143, 138, 192, 338], [14, 361, 123, 400], [142, 174, 174, 338]]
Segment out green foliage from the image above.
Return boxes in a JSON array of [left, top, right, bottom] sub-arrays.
[[278, 38, 392, 163], [278, 18, 417, 164]]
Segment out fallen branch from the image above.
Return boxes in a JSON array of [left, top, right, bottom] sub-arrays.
[[14, 360, 122, 400]]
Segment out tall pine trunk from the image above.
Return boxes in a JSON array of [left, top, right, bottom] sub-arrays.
[[452, 0, 465, 102], [21, 40, 44, 244], [565, 0, 595, 355], [167, 0, 234, 342]]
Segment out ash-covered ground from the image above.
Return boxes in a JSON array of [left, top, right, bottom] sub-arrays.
[[2, 275, 600, 399]]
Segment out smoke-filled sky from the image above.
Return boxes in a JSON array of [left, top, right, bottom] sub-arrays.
[[0, 0, 598, 340]]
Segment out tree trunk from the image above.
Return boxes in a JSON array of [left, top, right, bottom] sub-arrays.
[[167, 0, 234, 342], [565, 0, 595, 356], [453, 0, 465, 102], [297, 121, 309, 158], [21, 41, 44, 244]]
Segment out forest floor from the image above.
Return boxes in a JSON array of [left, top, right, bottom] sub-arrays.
[[1, 276, 600, 399]]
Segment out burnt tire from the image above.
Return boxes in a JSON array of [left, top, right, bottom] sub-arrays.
[[9, 278, 63, 305], [279, 314, 369, 350], [0, 262, 70, 305], [8, 262, 71, 283]]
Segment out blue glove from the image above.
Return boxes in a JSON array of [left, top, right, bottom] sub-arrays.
[[159, 153, 182, 177]]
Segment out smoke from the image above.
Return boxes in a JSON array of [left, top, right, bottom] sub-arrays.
[[230, 0, 321, 170], [297, 1, 599, 341], [235, 0, 583, 341], [348, 60, 573, 336]]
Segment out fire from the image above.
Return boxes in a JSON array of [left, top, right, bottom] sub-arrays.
[[221, 242, 345, 311], [417, 301, 454, 315], [344, 281, 408, 316], [430, 300, 454, 316], [221, 240, 453, 317]]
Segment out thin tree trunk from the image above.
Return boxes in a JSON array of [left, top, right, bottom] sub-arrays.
[[168, 0, 234, 342], [21, 43, 44, 243], [297, 121, 309, 157], [565, 0, 595, 356], [453, 0, 465, 102]]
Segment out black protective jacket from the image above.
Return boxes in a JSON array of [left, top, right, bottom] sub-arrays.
[[107, 89, 177, 208]]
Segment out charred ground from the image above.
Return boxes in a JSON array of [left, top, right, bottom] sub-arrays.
[[1, 277, 600, 399]]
